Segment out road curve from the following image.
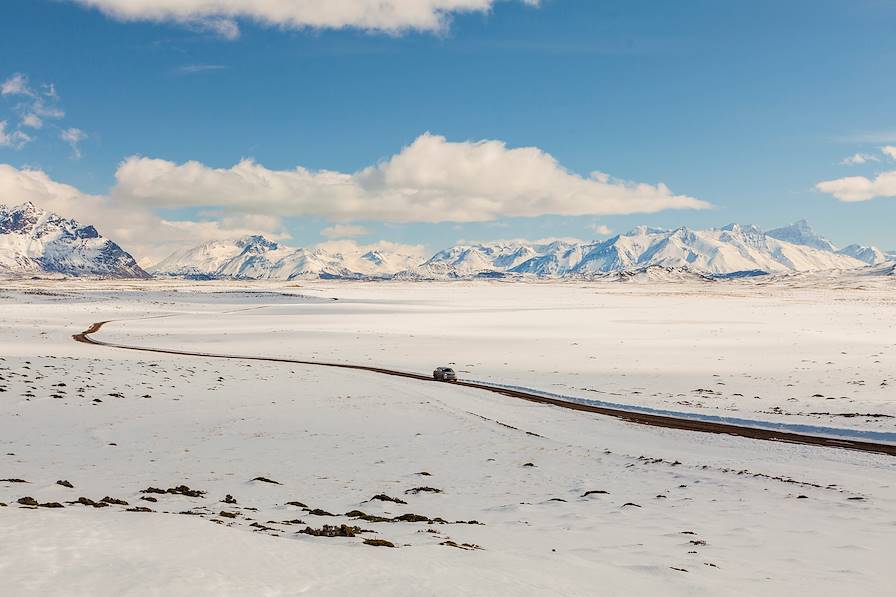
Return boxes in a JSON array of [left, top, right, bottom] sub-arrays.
[[74, 320, 896, 457]]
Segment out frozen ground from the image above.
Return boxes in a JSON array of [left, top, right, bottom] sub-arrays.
[[0, 278, 894, 596]]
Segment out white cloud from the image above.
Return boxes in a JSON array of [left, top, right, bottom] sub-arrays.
[[173, 64, 229, 75], [0, 121, 32, 149], [1, 73, 32, 97], [60, 128, 87, 158], [883, 146, 896, 160], [316, 238, 426, 258], [839, 153, 878, 166], [321, 224, 370, 238], [112, 132, 710, 223], [588, 223, 613, 236], [22, 114, 43, 129], [69, 0, 540, 38], [1, 72, 72, 152], [0, 163, 287, 265], [816, 171, 896, 202]]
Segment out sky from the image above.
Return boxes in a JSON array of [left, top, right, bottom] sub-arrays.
[[1, 0, 895, 264]]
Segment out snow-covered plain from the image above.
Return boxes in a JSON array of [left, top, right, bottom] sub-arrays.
[[1, 278, 894, 596]]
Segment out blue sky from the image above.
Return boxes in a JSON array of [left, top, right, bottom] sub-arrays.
[[1, 0, 895, 261]]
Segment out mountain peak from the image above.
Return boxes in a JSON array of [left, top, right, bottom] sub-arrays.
[[767, 220, 837, 252], [0, 202, 149, 278], [236, 235, 278, 250]]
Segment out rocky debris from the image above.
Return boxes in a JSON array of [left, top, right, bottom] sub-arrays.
[[345, 510, 481, 525], [305, 508, 336, 517], [222, 494, 237, 504], [522, 462, 536, 467], [142, 484, 205, 497], [670, 567, 688, 573], [218, 511, 238, 519], [415, 471, 432, 476], [298, 524, 366, 538], [581, 490, 609, 497], [392, 513, 432, 523], [68, 497, 108, 508], [369, 494, 407, 505], [16, 496, 38, 506], [101, 496, 129, 506], [251, 476, 281, 484], [249, 522, 278, 532], [345, 510, 392, 523], [363, 539, 396, 548], [39, 502, 64, 508], [440, 540, 483, 550], [622, 502, 642, 508], [1, 478, 28, 483], [285, 500, 307, 508], [140, 496, 158, 503], [56, 480, 74, 488], [126, 507, 153, 513], [405, 487, 442, 495]]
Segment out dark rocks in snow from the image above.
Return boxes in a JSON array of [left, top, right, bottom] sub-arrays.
[[369, 494, 407, 505], [250, 476, 281, 484], [404, 487, 442, 495]]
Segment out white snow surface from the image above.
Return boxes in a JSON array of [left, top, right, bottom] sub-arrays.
[[1, 277, 894, 596]]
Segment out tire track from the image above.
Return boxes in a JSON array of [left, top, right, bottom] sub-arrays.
[[73, 320, 896, 457]]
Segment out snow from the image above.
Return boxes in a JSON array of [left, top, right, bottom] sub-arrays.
[[1, 278, 894, 596]]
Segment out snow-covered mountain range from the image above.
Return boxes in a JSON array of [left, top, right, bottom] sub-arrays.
[[148, 236, 423, 280], [0, 202, 148, 278], [1, 202, 888, 281], [151, 220, 891, 280]]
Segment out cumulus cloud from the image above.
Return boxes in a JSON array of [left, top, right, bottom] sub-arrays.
[[69, 0, 540, 38], [883, 146, 896, 160], [321, 224, 370, 238], [839, 153, 878, 166], [112, 133, 710, 223], [0, 163, 287, 265], [816, 171, 896, 202]]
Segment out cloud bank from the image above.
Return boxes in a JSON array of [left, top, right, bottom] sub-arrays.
[[816, 172, 896, 202], [113, 133, 710, 223], [818, 146, 896, 202], [0, 164, 287, 265], [69, 0, 539, 38]]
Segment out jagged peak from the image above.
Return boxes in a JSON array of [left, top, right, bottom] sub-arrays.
[[235, 234, 279, 250]]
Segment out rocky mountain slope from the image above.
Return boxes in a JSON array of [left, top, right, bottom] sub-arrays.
[[0, 202, 148, 278]]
